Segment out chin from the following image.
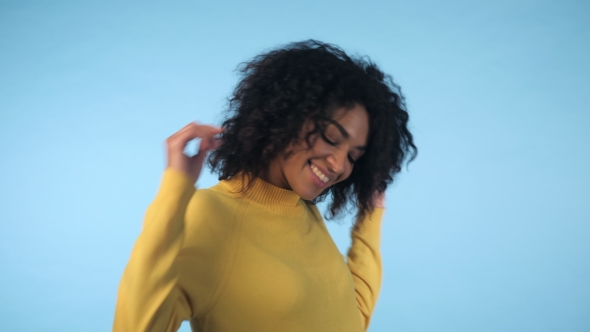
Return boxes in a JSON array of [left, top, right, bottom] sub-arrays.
[[291, 182, 321, 201], [294, 188, 318, 201]]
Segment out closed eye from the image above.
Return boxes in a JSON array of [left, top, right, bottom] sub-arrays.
[[320, 133, 356, 165], [320, 132, 337, 146]]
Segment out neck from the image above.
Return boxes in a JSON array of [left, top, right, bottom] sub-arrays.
[[259, 163, 292, 191], [221, 172, 303, 214]]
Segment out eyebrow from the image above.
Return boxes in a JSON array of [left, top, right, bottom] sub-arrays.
[[323, 118, 367, 151]]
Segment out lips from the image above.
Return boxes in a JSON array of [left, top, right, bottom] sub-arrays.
[[308, 161, 330, 188], [311, 164, 329, 182]]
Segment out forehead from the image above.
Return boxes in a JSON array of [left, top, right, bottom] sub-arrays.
[[329, 104, 370, 143]]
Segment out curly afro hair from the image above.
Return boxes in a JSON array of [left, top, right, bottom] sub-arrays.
[[208, 39, 417, 223]]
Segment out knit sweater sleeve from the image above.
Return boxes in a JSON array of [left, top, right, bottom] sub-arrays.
[[113, 168, 196, 332], [347, 207, 384, 331]]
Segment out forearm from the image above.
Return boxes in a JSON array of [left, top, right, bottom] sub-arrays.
[[347, 207, 384, 331], [113, 168, 196, 331]]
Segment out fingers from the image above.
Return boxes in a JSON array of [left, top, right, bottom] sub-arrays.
[[211, 136, 223, 150], [190, 136, 223, 170], [198, 135, 223, 152], [372, 191, 386, 209], [176, 122, 223, 144], [166, 122, 224, 152], [164, 122, 224, 183]]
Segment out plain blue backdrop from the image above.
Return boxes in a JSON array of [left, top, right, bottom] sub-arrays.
[[1, 1, 588, 331]]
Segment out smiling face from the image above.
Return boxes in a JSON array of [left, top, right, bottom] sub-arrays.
[[262, 103, 370, 200]]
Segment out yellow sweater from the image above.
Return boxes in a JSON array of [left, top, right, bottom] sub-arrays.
[[113, 168, 383, 332]]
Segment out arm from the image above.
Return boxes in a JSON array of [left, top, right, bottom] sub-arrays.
[[113, 168, 195, 332], [347, 203, 385, 331]]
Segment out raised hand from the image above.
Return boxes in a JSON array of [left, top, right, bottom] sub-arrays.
[[165, 122, 223, 184], [372, 191, 386, 209]]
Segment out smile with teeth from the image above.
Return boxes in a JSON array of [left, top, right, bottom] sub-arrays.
[[310, 163, 329, 183]]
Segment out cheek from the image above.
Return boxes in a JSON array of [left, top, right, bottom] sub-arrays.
[[330, 165, 353, 186], [283, 148, 313, 175], [293, 139, 321, 161]]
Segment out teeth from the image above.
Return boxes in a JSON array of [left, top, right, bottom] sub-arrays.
[[310, 164, 329, 183]]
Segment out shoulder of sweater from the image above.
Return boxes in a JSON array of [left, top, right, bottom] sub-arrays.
[[188, 186, 235, 213], [183, 187, 240, 241], [302, 200, 322, 219]]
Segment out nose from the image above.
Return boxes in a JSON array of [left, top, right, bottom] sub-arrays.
[[326, 150, 346, 176]]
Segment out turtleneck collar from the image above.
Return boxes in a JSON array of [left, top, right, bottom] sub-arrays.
[[219, 172, 304, 213]]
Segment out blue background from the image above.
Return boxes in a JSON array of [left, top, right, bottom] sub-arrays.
[[1, 1, 589, 331]]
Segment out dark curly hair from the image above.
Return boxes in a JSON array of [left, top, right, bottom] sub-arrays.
[[208, 40, 417, 223]]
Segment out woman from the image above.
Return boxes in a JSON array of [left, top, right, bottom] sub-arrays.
[[113, 40, 416, 332]]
